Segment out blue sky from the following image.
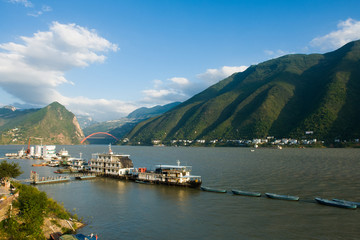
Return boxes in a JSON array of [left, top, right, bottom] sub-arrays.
[[1, 0, 360, 121]]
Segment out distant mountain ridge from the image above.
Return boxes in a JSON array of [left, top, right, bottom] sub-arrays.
[[0, 102, 84, 145], [127, 40, 360, 144], [127, 102, 181, 119], [82, 102, 181, 143]]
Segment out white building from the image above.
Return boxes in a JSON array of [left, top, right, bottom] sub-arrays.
[[89, 145, 134, 176], [42, 145, 56, 160]]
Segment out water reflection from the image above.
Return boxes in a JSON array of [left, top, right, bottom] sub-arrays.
[[1, 146, 360, 239]]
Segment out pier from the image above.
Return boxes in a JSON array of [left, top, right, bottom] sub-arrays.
[[28, 171, 96, 185], [30, 171, 70, 185]]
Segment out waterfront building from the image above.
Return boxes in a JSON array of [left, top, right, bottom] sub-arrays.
[[43, 145, 56, 160], [89, 145, 134, 176]]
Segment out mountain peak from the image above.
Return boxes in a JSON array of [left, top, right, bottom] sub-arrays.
[[0, 102, 84, 145]]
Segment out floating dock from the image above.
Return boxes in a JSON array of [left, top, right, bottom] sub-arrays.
[[30, 171, 70, 185]]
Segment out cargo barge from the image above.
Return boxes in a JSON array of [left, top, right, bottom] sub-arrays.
[[135, 161, 202, 188], [89, 145, 202, 188]]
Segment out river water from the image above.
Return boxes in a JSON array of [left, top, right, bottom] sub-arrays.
[[1, 145, 360, 240]]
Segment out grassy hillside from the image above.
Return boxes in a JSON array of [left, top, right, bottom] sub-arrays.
[[0, 102, 84, 145], [127, 40, 360, 144]]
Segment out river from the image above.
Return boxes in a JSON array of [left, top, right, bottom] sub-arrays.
[[1, 145, 359, 240]]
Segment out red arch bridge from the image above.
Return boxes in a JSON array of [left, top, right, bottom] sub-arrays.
[[81, 132, 119, 144]]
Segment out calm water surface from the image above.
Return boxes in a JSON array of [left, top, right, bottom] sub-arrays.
[[1, 145, 359, 240]]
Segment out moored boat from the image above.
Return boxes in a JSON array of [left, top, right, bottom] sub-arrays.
[[75, 175, 96, 180], [315, 198, 357, 209], [32, 162, 48, 167], [265, 193, 299, 201], [332, 199, 360, 207], [136, 160, 202, 188], [201, 186, 227, 193], [231, 189, 261, 197]]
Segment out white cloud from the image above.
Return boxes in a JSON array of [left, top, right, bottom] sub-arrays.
[[142, 77, 191, 104], [169, 77, 190, 86], [142, 65, 248, 105], [197, 65, 248, 85], [310, 18, 360, 51], [0, 22, 128, 121], [60, 96, 137, 121]]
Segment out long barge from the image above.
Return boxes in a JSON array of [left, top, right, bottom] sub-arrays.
[[135, 162, 202, 188], [89, 145, 202, 188]]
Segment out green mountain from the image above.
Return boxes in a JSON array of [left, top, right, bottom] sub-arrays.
[[0, 102, 84, 145], [127, 40, 360, 144]]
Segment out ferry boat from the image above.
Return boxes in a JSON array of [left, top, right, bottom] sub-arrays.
[[136, 160, 202, 188]]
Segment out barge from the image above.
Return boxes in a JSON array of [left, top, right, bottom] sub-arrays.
[[75, 175, 97, 180], [265, 193, 300, 201], [315, 197, 357, 209], [231, 189, 261, 197], [88, 145, 202, 188], [201, 186, 227, 193], [136, 161, 202, 188]]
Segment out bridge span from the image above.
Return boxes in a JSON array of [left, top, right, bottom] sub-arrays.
[[81, 132, 119, 144]]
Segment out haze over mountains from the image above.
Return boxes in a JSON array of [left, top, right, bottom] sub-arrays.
[[126, 40, 360, 144]]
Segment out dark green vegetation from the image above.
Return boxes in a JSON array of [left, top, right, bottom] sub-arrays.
[[0, 102, 84, 145], [0, 183, 77, 240], [127, 40, 360, 144], [0, 160, 22, 180], [82, 102, 181, 144]]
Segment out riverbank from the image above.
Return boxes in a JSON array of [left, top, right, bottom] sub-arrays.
[[0, 182, 84, 239]]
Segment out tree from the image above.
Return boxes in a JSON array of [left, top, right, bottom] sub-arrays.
[[0, 160, 23, 181]]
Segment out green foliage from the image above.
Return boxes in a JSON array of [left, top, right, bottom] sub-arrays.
[[1, 183, 78, 239], [0, 160, 23, 180], [1, 184, 47, 239], [127, 40, 360, 143], [46, 198, 71, 219]]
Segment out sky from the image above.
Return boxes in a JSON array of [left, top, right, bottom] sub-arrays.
[[1, 0, 360, 121]]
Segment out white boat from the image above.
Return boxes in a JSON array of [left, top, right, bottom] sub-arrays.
[[137, 160, 202, 188]]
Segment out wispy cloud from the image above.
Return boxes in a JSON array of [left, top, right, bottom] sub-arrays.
[[264, 49, 291, 58], [9, 0, 53, 17], [27, 5, 52, 17], [9, 0, 33, 8], [310, 18, 360, 51], [0, 21, 130, 121]]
